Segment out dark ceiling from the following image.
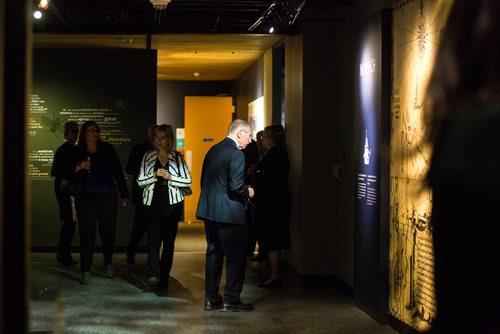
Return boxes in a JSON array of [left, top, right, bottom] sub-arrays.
[[32, 0, 354, 35]]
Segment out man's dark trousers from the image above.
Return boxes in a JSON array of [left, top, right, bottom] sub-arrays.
[[204, 220, 248, 303]]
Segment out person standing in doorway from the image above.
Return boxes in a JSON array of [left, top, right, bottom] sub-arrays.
[[196, 119, 255, 312], [51, 120, 80, 266], [125, 124, 157, 265]]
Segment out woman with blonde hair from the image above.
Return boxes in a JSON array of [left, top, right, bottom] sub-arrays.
[[137, 124, 192, 293]]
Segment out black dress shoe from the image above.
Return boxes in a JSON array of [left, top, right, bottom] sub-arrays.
[[221, 300, 254, 312], [257, 276, 282, 288], [156, 284, 168, 295], [204, 299, 222, 311], [147, 276, 159, 287]]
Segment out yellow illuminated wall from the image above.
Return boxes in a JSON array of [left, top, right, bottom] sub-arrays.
[[390, 0, 453, 331], [184, 96, 233, 222], [248, 96, 265, 134]]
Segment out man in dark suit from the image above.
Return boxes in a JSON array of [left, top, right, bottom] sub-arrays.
[[124, 124, 157, 265], [196, 119, 255, 312], [51, 121, 80, 266]]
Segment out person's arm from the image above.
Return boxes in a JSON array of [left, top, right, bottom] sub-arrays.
[[273, 149, 290, 190], [227, 150, 248, 203], [125, 145, 138, 176], [51, 145, 78, 178], [51, 146, 64, 177], [169, 152, 192, 188], [110, 145, 129, 205], [137, 151, 158, 187]]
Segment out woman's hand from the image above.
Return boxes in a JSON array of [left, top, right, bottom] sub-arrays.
[[156, 168, 171, 180], [76, 160, 91, 171]]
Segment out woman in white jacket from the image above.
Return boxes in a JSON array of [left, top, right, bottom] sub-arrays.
[[137, 124, 192, 293]]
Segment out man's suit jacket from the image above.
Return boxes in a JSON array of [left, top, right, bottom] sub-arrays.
[[196, 137, 248, 224]]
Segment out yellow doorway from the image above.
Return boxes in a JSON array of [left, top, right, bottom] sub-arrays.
[[184, 96, 233, 222]]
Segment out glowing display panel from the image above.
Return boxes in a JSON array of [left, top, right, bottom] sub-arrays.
[[389, 0, 453, 331]]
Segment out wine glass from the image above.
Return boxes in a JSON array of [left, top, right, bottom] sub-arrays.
[[87, 156, 92, 178]]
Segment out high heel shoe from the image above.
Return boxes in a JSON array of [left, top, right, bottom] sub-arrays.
[[257, 276, 282, 288]]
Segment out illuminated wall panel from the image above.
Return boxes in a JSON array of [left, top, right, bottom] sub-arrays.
[[389, 0, 453, 331], [248, 96, 265, 135], [354, 9, 391, 322]]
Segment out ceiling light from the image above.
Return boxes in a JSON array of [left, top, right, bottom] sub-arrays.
[[193, 72, 200, 78], [269, 26, 275, 33], [150, 0, 172, 24], [38, 0, 49, 10], [150, 0, 171, 11], [34, 10, 43, 19]]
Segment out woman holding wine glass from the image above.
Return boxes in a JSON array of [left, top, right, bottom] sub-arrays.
[[74, 120, 129, 285]]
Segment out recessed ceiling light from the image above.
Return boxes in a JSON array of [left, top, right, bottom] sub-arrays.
[[38, 0, 49, 9]]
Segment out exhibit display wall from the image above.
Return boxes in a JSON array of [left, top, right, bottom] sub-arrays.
[[30, 49, 157, 248], [389, 0, 453, 331], [354, 9, 391, 323]]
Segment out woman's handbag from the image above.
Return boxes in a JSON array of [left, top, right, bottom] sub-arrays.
[[178, 186, 192, 196], [174, 151, 192, 196], [60, 175, 83, 196]]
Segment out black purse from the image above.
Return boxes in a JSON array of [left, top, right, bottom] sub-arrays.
[[60, 175, 83, 196], [178, 186, 192, 196], [174, 151, 192, 196]]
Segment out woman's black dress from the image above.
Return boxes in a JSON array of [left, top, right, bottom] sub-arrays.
[[252, 145, 291, 251]]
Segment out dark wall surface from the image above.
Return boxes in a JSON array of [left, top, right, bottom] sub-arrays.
[[30, 48, 157, 248]]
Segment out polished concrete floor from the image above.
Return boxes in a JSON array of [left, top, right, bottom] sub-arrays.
[[30, 223, 398, 334]]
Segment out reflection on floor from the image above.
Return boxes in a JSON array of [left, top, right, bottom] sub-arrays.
[[30, 223, 397, 334]]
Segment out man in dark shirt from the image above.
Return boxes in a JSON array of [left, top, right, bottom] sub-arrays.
[[124, 124, 157, 265], [51, 121, 80, 266]]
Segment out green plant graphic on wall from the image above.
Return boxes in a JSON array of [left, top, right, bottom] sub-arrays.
[[41, 112, 67, 137]]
